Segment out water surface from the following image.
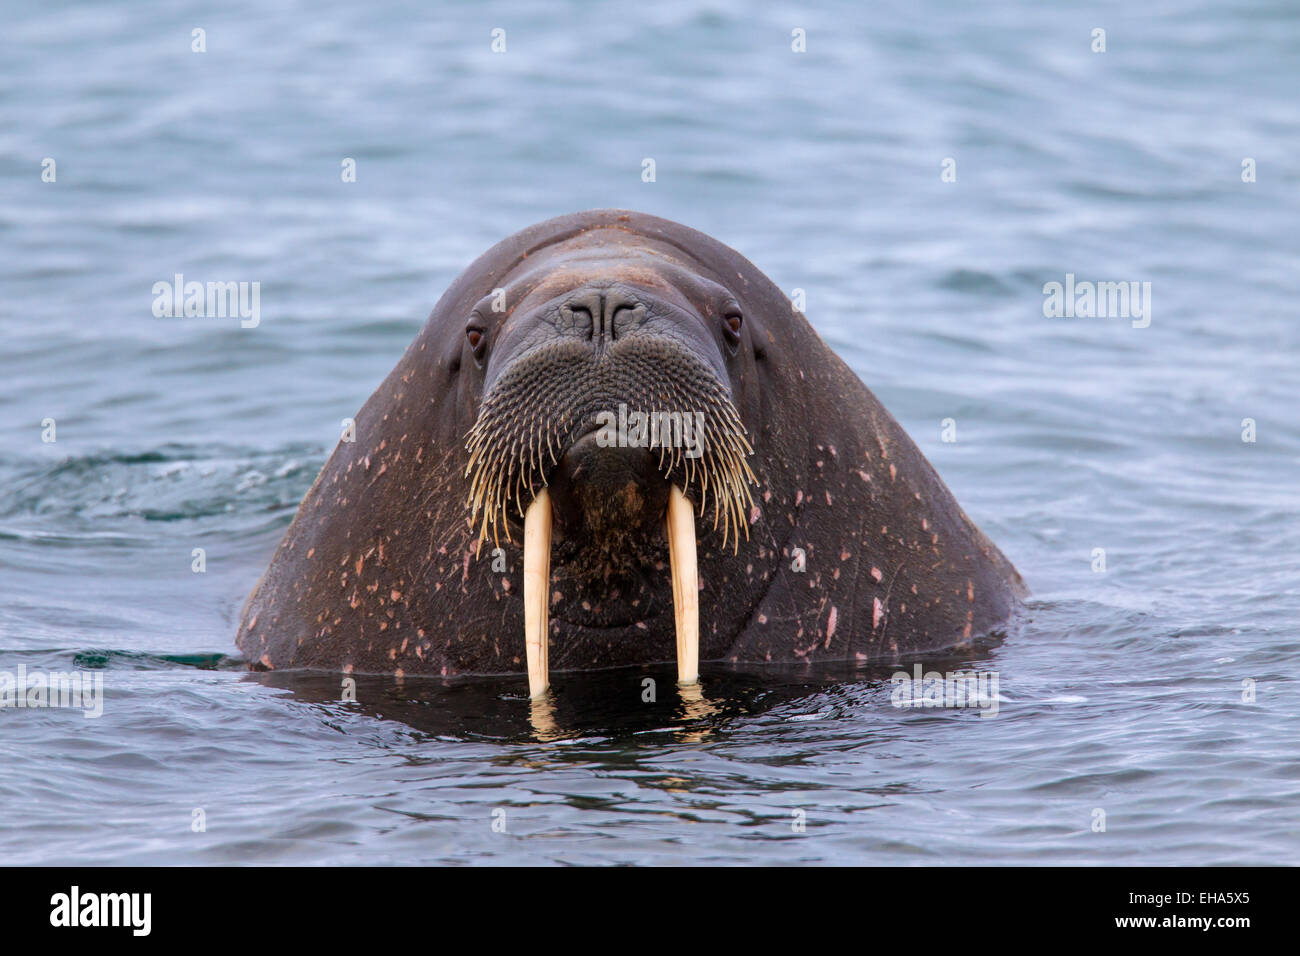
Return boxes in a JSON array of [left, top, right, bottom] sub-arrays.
[[1, 0, 1297, 864]]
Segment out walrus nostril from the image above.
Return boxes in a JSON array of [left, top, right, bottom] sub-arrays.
[[561, 288, 643, 344], [560, 302, 595, 340], [604, 291, 643, 341]]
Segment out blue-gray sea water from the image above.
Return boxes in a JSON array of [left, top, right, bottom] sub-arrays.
[[1, 0, 1297, 865]]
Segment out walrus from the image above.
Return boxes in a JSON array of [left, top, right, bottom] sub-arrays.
[[236, 209, 1026, 695]]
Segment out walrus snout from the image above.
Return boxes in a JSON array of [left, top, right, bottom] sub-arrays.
[[464, 321, 754, 553]]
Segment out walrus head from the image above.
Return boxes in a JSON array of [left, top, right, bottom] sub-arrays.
[[236, 210, 1027, 684], [459, 245, 758, 695]]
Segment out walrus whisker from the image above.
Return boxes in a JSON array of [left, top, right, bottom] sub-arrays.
[[464, 346, 756, 554]]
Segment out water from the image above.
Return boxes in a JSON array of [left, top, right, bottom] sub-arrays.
[[1, 0, 1297, 865]]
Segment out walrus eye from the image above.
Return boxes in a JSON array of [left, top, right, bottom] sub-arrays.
[[723, 309, 743, 344], [466, 326, 487, 362]]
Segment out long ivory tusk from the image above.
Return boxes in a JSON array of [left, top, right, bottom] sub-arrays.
[[523, 488, 552, 698], [666, 484, 699, 685]]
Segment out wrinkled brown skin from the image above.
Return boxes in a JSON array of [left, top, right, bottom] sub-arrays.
[[236, 209, 1027, 677]]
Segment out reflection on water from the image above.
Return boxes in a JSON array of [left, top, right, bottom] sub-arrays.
[[248, 643, 1002, 743]]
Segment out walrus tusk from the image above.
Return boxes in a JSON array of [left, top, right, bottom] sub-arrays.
[[523, 488, 552, 698], [525, 484, 694, 696], [666, 484, 699, 685]]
